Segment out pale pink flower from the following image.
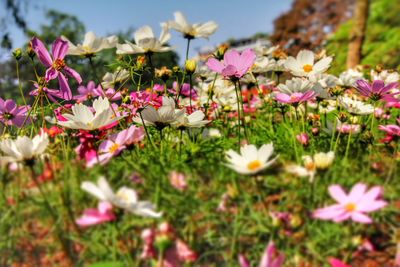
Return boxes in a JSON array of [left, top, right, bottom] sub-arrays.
[[206, 49, 256, 79], [313, 183, 387, 224], [87, 125, 144, 167], [275, 91, 316, 105], [169, 171, 188, 191], [296, 133, 309, 146], [239, 241, 285, 267], [76, 201, 116, 227]]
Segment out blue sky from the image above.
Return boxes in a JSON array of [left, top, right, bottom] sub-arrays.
[[4, 0, 292, 61]]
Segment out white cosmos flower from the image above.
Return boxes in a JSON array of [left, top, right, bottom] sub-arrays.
[[309, 74, 338, 99], [339, 96, 374, 115], [277, 77, 312, 94], [101, 69, 130, 89], [225, 143, 277, 175], [173, 110, 210, 128], [57, 97, 122, 130], [167, 11, 218, 39], [135, 97, 185, 127], [81, 176, 162, 218], [116, 25, 171, 54], [0, 133, 49, 164], [337, 69, 364, 87], [371, 70, 399, 84], [62, 31, 118, 56], [286, 151, 334, 182], [285, 50, 332, 77]]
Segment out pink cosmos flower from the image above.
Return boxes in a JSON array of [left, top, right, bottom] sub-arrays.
[[313, 183, 387, 224], [87, 125, 145, 167], [74, 81, 102, 102], [355, 80, 399, 102], [275, 91, 316, 105], [328, 258, 350, 267], [296, 133, 309, 146], [74, 81, 122, 103], [239, 241, 285, 267], [0, 98, 30, 127], [169, 171, 188, 191], [76, 201, 116, 227], [206, 49, 256, 79], [378, 124, 400, 143], [140, 223, 197, 266], [31, 37, 82, 100]]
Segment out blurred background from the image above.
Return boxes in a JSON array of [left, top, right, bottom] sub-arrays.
[[0, 0, 399, 98]]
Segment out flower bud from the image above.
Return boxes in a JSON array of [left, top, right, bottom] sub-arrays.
[[185, 59, 196, 74], [12, 48, 22, 60], [216, 44, 229, 60]]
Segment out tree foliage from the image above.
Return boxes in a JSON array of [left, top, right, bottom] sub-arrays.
[[271, 0, 355, 55], [326, 0, 400, 74]]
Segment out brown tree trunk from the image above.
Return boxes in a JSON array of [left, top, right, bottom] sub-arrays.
[[347, 0, 370, 68]]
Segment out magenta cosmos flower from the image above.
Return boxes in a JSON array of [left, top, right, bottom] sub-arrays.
[[275, 91, 316, 105], [378, 124, 400, 143], [76, 201, 116, 227], [355, 80, 399, 102], [31, 37, 82, 100], [206, 48, 256, 79], [313, 183, 387, 224], [0, 98, 30, 127]]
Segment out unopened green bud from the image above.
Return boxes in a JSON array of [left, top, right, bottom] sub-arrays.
[[13, 48, 22, 60]]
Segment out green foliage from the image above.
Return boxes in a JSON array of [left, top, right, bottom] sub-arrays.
[[326, 0, 400, 74]]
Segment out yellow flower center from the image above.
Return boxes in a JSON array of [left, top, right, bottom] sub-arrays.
[[247, 160, 262, 171], [303, 64, 313, 73], [345, 203, 356, 212], [109, 143, 120, 153], [53, 58, 66, 71], [305, 161, 316, 172]]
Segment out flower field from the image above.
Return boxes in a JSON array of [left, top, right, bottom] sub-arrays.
[[0, 10, 399, 267]]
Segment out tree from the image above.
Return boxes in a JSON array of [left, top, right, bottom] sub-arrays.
[[326, 0, 400, 74], [346, 0, 370, 68], [271, 0, 355, 55]]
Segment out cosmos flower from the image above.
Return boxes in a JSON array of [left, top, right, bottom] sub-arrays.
[[206, 49, 256, 79], [101, 69, 130, 89], [0, 133, 49, 165], [239, 241, 285, 267], [116, 25, 171, 54], [76, 201, 116, 227], [87, 125, 144, 167], [167, 11, 218, 39], [172, 110, 210, 128], [286, 151, 334, 182], [313, 183, 387, 224], [378, 124, 400, 143], [284, 50, 332, 77], [275, 91, 316, 105], [62, 31, 118, 57], [81, 176, 162, 218], [339, 96, 374, 115], [371, 69, 399, 84], [337, 69, 364, 87], [57, 97, 122, 130], [31, 37, 82, 100], [225, 143, 277, 175], [355, 80, 399, 102], [135, 97, 185, 128], [0, 98, 30, 127], [277, 77, 312, 94]]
